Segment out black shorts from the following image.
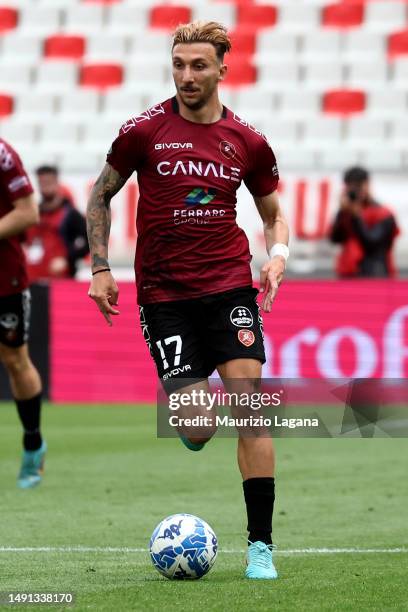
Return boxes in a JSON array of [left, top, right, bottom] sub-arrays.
[[0, 289, 31, 348], [139, 286, 265, 391]]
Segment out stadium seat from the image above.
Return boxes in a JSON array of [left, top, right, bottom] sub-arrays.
[[0, 119, 37, 147], [0, 6, 18, 33], [16, 91, 56, 118], [388, 30, 408, 60], [256, 31, 297, 60], [58, 90, 100, 119], [342, 31, 385, 61], [303, 62, 344, 88], [0, 64, 32, 93], [302, 117, 343, 147], [265, 120, 298, 146], [44, 35, 86, 60], [344, 117, 387, 146], [363, 1, 407, 34], [229, 28, 256, 56], [223, 55, 256, 87], [323, 89, 365, 116], [277, 91, 320, 118], [237, 3, 277, 29], [102, 90, 146, 120], [129, 32, 172, 58], [193, 3, 236, 28], [389, 118, 408, 148], [319, 148, 360, 170], [85, 33, 127, 61], [256, 60, 298, 89], [367, 90, 407, 119], [35, 62, 78, 92], [19, 6, 61, 33], [276, 4, 319, 32], [346, 59, 388, 88], [300, 32, 342, 60], [150, 5, 192, 30], [362, 149, 403, 171], [63, 4, 104, 34], [392, 60, 408, 89], [125, 61, 170, 85], [277, 146, 318, 171], [38, 121, 81, 153], [1, 34, 43, 61], [0, 94, 13, 118], [322, 2, 364, 29], [106, 5, 148, 34], [80, 64, 124, 90]]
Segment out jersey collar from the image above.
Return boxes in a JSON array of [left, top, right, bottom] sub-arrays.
[[171, 96, 227, 120]]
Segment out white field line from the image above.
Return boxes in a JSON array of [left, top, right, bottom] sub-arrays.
[[0, 547, 407, 555]]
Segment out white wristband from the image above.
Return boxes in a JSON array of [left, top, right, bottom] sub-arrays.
[[269, 243, 289, 261]]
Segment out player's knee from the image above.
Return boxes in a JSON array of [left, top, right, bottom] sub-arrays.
[[0, 346, 30, 378]]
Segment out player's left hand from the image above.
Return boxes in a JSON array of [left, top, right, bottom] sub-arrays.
[[259, 256, 286, 313]]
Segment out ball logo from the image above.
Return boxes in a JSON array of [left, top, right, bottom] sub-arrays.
[[230, 306, 253, 328], [0, 313, 19, 330], [238, 329, 255, 347], [219, 140, 236, 160]]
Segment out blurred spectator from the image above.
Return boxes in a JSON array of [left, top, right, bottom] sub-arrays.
[[329, 167, 400, 278], [25, 165, 89, 282]]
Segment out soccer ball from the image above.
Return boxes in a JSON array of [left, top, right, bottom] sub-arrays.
[[149, 513, 218, 580]]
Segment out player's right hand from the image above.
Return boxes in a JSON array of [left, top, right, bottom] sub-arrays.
[[88, 271, 120, 326]]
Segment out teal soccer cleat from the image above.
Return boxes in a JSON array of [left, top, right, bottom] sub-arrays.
[[17, 441, 47, 489], [179, 435, 205, 452], [245, 541, 278, 580]]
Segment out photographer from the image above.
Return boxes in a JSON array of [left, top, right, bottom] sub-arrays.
[[330, 166, 399, 278]]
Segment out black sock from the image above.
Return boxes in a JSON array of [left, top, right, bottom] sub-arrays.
[[243, 477, 275, 546], [15, 393, 43, 451]]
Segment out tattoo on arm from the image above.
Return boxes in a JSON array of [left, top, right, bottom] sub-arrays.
[[86, 164, 127, 270]]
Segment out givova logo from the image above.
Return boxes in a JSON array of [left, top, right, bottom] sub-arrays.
[[184, 188, 217, 206]]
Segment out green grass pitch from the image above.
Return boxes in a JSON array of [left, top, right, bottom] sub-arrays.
[[0, 403, 407, 611]]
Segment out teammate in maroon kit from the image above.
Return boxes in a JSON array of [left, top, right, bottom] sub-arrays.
[[0, 138, 46, 488], [87, 22, 289, 579]]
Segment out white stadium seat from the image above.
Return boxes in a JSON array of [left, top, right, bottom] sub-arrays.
[[345, 60, 389, 89], [0, 63, 32, 93], [300, 32, 342, 60], [256, 60, 299, 89], [276, 4, 319, 32], [18, 6, 61, 33], [362, 149, 403, 171], [58, 90, 101, 120], [129, 32, 172, 58], [102, 90, 146, 120], [0, 119, 37, 147], [34, 62, 78, 92], [256, 32, 298, 59], [15, 92, 56, 118], [1, 34, 43, 62], [85, 34, 128, 62], [302, 62, 345, 88], [277, 91, 320, 118], [367, 91, 407, 119], [363, 1, 407, 33], [344, 118, 387, 146], [302, 117, 343, 147], [192, 4, 236, 29], [341, 32, 385, 61], [62, 4, 105, 35], [106, 5, 151, 34]]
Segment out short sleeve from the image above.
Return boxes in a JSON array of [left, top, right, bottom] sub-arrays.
[[244, 136, 279, 198], [0, 140, 33, 201], [106, 121, 145, 180]]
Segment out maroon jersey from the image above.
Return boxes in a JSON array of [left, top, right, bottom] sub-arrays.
[[107, 97, 279, 304], [0, 138, 33, 296]]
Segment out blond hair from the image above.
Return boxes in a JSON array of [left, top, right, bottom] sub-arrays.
[[172, 21, 232, 60]]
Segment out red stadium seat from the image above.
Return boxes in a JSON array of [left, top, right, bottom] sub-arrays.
[[80, 63, 123, 89], [0, 7, 18, 33], [237, 4, 277, 29], [150, 5, 192, 30], [0, 94, 13, 117], [322, 2, 364, 29], [230, 28, 257, 55], [44, 35, 86, 60], [323, 89, 366, 115], [223, 55, 256, 87], [388, 30, 408, 60]]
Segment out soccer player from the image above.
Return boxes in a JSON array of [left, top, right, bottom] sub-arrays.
[[87, 22, 289, 579], [0, 138, 46, 488]]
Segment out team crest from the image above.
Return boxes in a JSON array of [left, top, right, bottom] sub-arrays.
[[238, 329, 255, 347], [219, 140, 236, 160]]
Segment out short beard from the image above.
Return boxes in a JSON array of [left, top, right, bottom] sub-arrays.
[[178, 84, 217, 111]]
